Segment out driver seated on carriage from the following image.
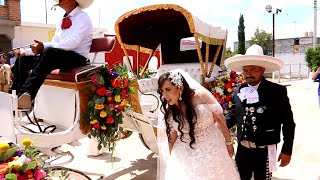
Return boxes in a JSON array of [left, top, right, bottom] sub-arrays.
[[11, 0, 93, 110]]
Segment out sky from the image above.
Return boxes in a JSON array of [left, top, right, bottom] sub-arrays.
[[20, 0, 316, 50]]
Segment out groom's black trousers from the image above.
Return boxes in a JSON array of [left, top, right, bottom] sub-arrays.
[[12, 47, 87, 99], [235, 144, 272, 180]]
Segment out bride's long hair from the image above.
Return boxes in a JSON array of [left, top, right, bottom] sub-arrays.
[[158, 72, 197, 148]]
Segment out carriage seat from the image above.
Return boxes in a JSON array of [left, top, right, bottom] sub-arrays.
[[138, 62, 222, 94], [46, 36, 116, 82], [156, 63, 222, 83], [137, 63, 222, 119]]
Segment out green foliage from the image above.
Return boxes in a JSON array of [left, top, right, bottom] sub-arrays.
[[305, 47, 320, 71], [225, 47, 239, 58], [0, 147, 17, 161], [5, 174, 17, 180], [238, 14, 246, 55], [138, 66, 155, 79], [85, 65, 133, 153], [47, 168, 69, 180], [249, 27, 272, 55]]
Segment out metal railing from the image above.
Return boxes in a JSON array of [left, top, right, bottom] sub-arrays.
[[272, 62, 310, 82]]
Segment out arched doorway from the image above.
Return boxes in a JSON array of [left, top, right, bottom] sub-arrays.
[[0, 35, 12, 53]]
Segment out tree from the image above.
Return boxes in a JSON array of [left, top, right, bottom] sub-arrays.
[[249, 28, 272, 55], [225, 47, 238, 58], [238, 14, 245, 54], [305, 47, 320, 71]]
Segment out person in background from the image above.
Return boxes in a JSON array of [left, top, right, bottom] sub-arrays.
[[312, 66, 320, 107], [224, 44, 296, 180], [12, 0, 93, 109]]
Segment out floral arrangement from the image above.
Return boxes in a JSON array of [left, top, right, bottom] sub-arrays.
[[0, 138, 46, 180], [209, 70, 244, 115], [84, 65, 134, 153], [138, 66, 156, 79]]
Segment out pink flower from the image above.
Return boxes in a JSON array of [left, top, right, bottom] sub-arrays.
[[34, 169, 46, 180], [91, 73, 102, 86], [105, 90, 112, 96], [25, 157, 31, 162], [92, 123, 101, 130], [109, 104, 116, 109]]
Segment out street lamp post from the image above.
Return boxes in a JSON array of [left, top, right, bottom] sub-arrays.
[[266, 5, 282, 57], [266, 5, 282, 82]]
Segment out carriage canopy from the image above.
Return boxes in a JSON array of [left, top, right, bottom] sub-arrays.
[[115, 4, 227, 78]]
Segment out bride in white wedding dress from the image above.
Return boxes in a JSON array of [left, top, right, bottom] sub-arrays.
[[157, 69, 240, 180]]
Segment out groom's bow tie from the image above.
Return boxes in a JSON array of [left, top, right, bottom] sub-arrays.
[[237, 87, 259, 104], [61, 16, 72, 30]]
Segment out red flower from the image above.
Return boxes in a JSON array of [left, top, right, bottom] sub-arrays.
[[225, 96, 231, 102], [225, 83, 231, 89], [213, 93, 221, 99], [91, 73, 102, 87], [97, 87, 107, 96], [26, 170, 33, 179], [112, 79, 121, 88], [231, 71, 237, 78], [123, 78, 129, 88], [118, 105, 124, 111], [122, 89, 127, 98], [91, 86, 97, 91], [218, 97, 224, 104], [17, 173, 28, 180], [107, 97, 115, 104], [106, 116, 114, 124]]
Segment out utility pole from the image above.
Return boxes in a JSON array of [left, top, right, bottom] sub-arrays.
[[272, 13, 275, 57], [45, 0, 48, 24], [314, 0, 317, 48]]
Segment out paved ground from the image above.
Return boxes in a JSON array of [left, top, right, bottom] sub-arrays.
[[53, 78, 320, 180]]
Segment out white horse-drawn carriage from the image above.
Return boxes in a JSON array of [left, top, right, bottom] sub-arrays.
[[115, 4, 227, 153]]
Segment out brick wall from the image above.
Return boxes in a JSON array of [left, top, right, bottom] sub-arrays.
[[0, 5, 9, 19], [0, 0, 20, 21]]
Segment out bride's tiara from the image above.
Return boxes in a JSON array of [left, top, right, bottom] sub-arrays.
[[169, 71, 183, 88]]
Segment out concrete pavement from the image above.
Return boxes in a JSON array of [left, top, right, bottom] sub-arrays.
[[57, 78, 320, 180]]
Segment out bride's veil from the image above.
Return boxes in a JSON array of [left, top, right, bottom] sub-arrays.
[[156, 69, 222, 180]]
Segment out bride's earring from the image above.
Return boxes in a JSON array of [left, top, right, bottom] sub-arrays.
[[179, 92, 182, 101]]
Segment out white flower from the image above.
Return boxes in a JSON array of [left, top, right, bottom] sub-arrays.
[[215, 87, 224, 96], [169, 71, 183, 87]]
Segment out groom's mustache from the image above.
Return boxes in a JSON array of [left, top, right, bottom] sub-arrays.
[[245, 76, 255, 80]]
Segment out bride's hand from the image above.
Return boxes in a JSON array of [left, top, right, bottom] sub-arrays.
[[226, 144, 235, 157]]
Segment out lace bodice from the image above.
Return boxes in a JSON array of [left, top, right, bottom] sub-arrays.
[[169, 103, 221, 143], [164, 104, 240, 179]]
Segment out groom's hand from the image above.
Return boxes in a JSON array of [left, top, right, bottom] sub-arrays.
[[278, 153, 291, 167]]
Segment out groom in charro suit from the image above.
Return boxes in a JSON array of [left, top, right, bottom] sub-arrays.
[[225, 44, 295, 180]]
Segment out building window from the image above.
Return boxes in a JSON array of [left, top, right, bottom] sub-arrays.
[[0, 0, 5, 6]]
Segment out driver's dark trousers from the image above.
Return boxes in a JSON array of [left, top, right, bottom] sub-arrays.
[[12, 47, 86, 99]]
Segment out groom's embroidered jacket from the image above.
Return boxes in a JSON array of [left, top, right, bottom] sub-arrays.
[[227, 77, 295, 155]]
